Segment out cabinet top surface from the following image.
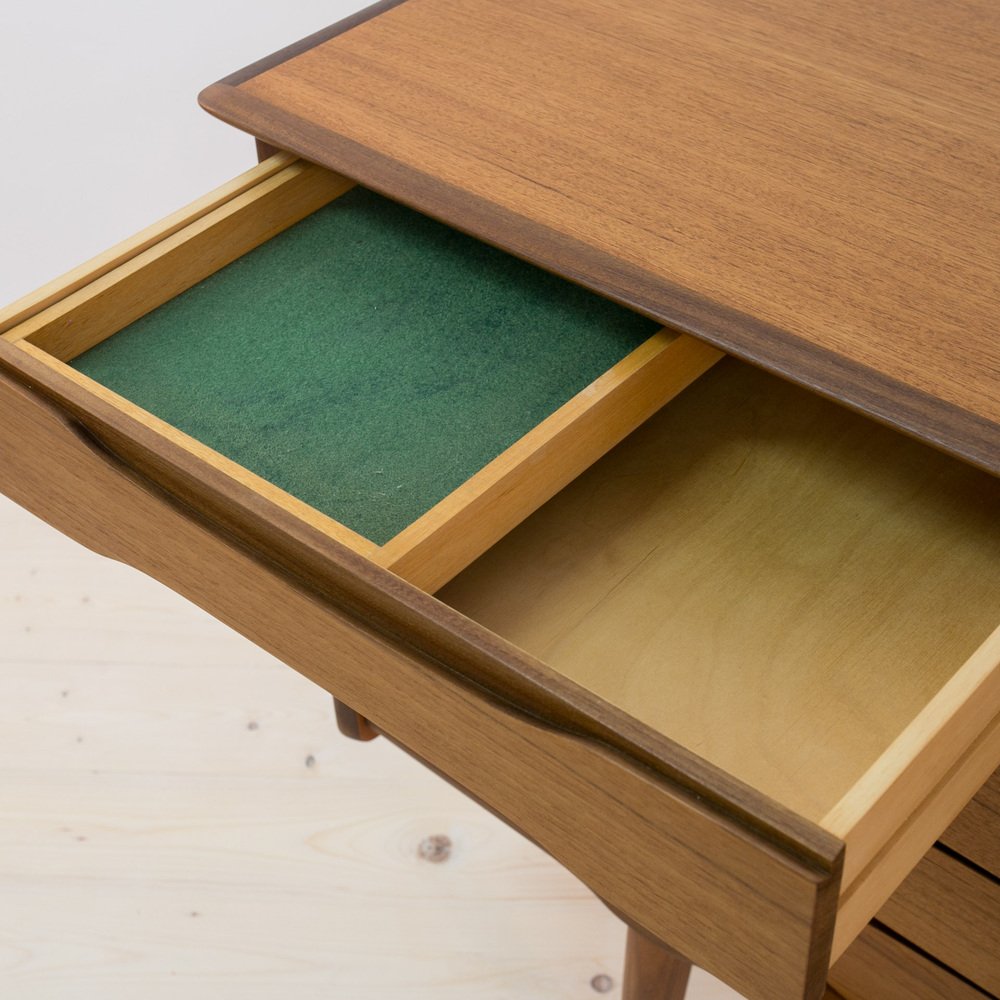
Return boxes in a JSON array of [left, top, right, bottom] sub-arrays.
[[201, 0, 1000, 472]]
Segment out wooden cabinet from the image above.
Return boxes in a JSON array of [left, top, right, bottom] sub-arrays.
[[2, 2, 997, 998], [2, 153, 997, 1000]]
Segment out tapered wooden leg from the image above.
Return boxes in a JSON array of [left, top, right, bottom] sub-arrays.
[[622, 927, 692, 1000], [332, 696, 379, 741]]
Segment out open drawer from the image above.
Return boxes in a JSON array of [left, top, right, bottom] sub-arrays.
[[0, 154, 718, 593], [1, 155, 997, 1000], [440, 356, 1000, 957]]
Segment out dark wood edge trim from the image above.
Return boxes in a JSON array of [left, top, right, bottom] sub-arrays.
[[197, 83, 1000, 476], [0, 337, 843, 880], [218, 0, 409, 87]]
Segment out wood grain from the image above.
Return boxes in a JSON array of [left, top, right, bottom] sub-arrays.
[[828, 924, 987, 1000], [622, 928, 692, 1000], [200, 0, 1000, 472], [941, 767, 1000, 878], [877, 848, 1000, 995], [441, 360, 1000, 823], [0, 350, 841, 1000]]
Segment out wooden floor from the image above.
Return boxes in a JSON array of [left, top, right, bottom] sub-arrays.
[[0, 495, 740, 999]]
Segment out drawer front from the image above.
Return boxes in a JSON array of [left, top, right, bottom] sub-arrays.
[[877, 846, 1000, 995], [0, 355, 841, 1000], [828, 924, 987, 1000]]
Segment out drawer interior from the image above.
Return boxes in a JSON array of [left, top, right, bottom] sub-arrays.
[[440, 358, 1000, 950], [441, 359, 1000, 821], [1, 155, 719, 590]]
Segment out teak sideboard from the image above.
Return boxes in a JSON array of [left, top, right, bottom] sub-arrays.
[[1, 2, 998, 998]]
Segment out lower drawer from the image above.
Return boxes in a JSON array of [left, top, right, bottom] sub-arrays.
[[941, 766, 1000, 878], [828, 924, 988, 1000], [877, 846, 1000, 994], [439, 356, 1000, 969], [831, 774, 1000, 998], [1, 155, 999, 1000]]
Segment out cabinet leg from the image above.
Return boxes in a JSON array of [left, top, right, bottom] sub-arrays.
[[622, 927, 692, 1000], [256, 138, 281, 161], [332, 697, 379, 741]]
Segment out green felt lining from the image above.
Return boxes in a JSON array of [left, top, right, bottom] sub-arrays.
[[72, 186, 658, 544]]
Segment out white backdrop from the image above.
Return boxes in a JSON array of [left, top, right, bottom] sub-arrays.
[[0, 0, 364, 302]]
